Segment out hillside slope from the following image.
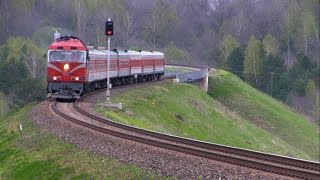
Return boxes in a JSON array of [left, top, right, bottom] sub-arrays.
[[0, 105, 163, 179], [97, 79, 319, 161], [208, 70, 320, 161]]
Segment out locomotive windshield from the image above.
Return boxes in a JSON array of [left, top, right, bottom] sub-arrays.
[[49, 50, 85, 63]]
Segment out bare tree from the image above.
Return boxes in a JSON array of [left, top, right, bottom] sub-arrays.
[[4, 0, 9, 33], [74, 0, 88, 38], [0, 92, 9, 118], [123, 11, 133, 49]]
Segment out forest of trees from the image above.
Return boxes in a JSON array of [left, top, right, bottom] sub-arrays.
[[0, 0, 319, 121]]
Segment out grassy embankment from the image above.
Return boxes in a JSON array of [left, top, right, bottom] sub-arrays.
[[0, 105, 165, 179], [208, 70, 320, 161], [96, 71, 320, 161]]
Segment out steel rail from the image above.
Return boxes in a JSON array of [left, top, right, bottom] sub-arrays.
[[77, 85, 320, 173], [50, 64, 319, 179], [52, 100, 319, 180]]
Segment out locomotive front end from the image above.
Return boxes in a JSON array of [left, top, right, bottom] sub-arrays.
[[47, 36, 87, 99]]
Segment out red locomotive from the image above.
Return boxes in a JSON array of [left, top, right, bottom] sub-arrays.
[[47, 36, 165, 99]]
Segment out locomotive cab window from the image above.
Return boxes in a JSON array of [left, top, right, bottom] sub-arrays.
[[49, 51, 85, 63]]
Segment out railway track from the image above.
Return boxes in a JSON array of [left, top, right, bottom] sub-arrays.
[[51, 72, 319, 180]]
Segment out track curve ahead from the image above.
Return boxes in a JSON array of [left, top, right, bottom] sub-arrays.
[[51, 67, 320, 180]]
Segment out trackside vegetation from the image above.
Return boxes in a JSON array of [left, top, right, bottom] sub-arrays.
[[96, 77, 320, 161], [0, 105, 164, 179]]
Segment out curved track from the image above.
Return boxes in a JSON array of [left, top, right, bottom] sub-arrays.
[[51, 68, 320, 180]]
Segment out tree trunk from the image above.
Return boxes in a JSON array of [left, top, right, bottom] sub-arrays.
[[125, 13, 131, 49], [305, 38, 308, 55], [153, 14, 156, 50], [32, 52, 37, 78], [312, 21, 320, 46], [287, 12, 291, 63], [126, 27, 129, 49], [5, 0, 9, 33], [220, 46, 227, 66], [236, 14, 244, 38], [303, 1, 308, 56], [253, 51, 258, 85], [75, 1, 86, 38]]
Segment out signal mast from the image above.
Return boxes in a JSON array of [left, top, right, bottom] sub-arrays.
[[106, 18, 113, 103]]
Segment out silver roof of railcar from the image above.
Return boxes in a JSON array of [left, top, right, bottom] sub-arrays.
[[89, 49, 163, 60], [126, 50, 141, 55], [140, 51, 153, 55], [127, 50, 142, 59], [114, 50, 129, 59], [140, 51, 153, 59], [152, 51, 164, 58], [89, 48, 117, 60]]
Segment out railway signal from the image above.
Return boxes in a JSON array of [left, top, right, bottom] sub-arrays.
[[106, 18, 112, 103], [105, 19, 113, 36]]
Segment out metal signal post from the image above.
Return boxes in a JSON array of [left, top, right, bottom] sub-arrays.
[[106, 18, 113, 103], [106, 35, 111, 102], [101, 18, 122, 110]]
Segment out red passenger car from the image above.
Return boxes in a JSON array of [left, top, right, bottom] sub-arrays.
[[47, 36, 165, 99]]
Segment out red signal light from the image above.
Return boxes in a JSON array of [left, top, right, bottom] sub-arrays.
[[105, 20, 113, 36]]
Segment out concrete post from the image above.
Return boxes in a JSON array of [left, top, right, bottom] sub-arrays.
[[199, 75, 209, 92]]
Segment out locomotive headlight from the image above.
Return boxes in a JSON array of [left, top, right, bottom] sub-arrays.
[[75, 77, 79, 81], [53, 76, 57, 80], [64, 63, 69, 71]]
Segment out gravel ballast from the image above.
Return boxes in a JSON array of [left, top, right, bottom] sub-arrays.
[[29, 84, 290, 179]]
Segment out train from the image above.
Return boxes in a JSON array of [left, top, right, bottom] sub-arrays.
[[47, 35, 165, 99]]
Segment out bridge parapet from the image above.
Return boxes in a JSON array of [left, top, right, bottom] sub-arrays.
[[164, 64, 210, 92], [176, 69, 208, 83]]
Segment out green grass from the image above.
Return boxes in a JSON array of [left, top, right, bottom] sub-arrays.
[[165, 67, 193, 73], [96, 80, 318, 161], [208, 70, 320, 161], [0, 104, 166, 179]]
